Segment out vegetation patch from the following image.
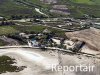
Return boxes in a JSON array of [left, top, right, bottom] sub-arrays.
[[0, 26, 18, 35], [71, 0, 94, 4], [0, 56, 26, 74], [0, 39, 8, 46], [12, 25, 46, 33]]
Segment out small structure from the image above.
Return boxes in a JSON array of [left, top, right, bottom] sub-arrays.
[[93, 23, 100, 28], [19, 33, 29, 39], [43, 29, 51, 34], [31, 39, 39, 47], [0, 16, 4, 21], [72, 41, 85, 52], [28, 39, 39, 47], [63, 40, 75, 49], [51, 37, 61, 45]]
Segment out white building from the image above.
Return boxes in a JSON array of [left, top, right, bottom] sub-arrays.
[[63, 40, 75, 49], [51, 38, 61, 45]]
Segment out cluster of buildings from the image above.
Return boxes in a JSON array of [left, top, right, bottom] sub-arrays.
[[19, 29, 85, 52], [50, 5, 70, 15], [35, 17, 91, 31]]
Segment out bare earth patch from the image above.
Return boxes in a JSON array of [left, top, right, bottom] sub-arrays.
[[66, 27, 100, 51]]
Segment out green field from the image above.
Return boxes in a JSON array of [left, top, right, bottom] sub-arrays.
[[0, 0, 100, 18], [0, 25, 65, 37], [0, 26, 19, 35], [71, 0, 93, 4], [12, 25, 46, 33], [93, 0, 100, 5], [0, 0, 50, 18], [0, 25, 45, 35], [0, 0, 33, 17], [65, 0, 100, 18], [71, 0, 100, 5]]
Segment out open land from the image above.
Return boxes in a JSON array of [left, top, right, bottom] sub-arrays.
[[66, 27, 100, 51], [0, 0, 100, 75], [0, 48, 100, 75]]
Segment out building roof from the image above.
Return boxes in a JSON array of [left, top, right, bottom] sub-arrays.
[[43, 29, 51, 33]]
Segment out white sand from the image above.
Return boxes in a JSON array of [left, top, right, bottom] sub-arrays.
[[0, 48, 100, 75], [0, 48, 59, 75]]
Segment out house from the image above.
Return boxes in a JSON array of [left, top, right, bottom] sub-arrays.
[[31, 39, 39, 47], [51, 37, 61, 45], [19, 33, 29, 39], [93, 22, 100, 28], [63, 40, 75, 49], [0, 17, 4, 21]]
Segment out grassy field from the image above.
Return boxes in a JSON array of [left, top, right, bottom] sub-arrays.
[[12, 25, 46, 33], [0, 0, 100, 18], [71, 0, 100, 5], [0, 25, 65, 37], [12, 25, 65, 37], [0, 25, 45, 35], [65, 0, 100, 18], [0, 26, 18, 35], [92, 0, 100, 5], [0, 0, 33, 17], [0, 0, 50, 18], [71, 0, 94, 4], [46, 0, 100, 18]]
